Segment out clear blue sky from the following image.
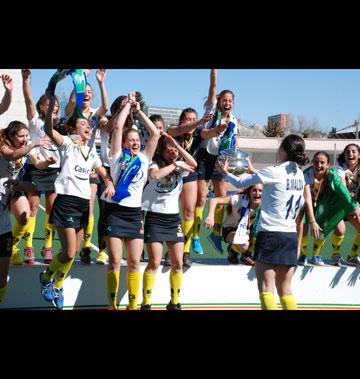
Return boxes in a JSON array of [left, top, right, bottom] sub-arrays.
[[29, 69, 360, 132]]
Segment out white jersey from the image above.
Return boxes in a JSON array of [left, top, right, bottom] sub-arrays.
[[103, 150, 149, 208], [223, 194, 247, 229], [198, 102, 238, 156], [226, 161, 304, 232], [54, 136, 102, 199], [142, 162, 189, 214], [29, 112, 60, 168]]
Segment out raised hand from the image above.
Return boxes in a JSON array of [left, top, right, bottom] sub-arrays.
[[21, 69, 31, 79], [96, 69, 107, 83], [1, 74, 13, 91]]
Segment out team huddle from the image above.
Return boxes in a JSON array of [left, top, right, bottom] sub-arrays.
[[0, 69, 360, 311]]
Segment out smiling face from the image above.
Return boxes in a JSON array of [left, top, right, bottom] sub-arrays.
[[249, 184, 263, 208], [123, 130, 141, 155], [218, 91, 234, 113], [163, 144, 179, 164], [312, 153, 330, 179], [11, 127, 29, 149], [73, 118, 91, 142], [83, 84, 93, 105], [344, 144, 360, 169]]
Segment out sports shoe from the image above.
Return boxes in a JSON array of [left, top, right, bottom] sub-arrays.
[[41, 247, 53, 264], [310, 255, 324, 266], [11, 249, 23, 265], [207, 232, 224, 255], [240, 253, 255, 266], [298, 255, 308, 266], [227, 246, 239, 265], [164, 252, 171, 267], [347, 255, 360, 266], [331, 253, 344, 266], [52, 287, 64, 310], [23, 247, 35, 265], [80, 247, 92, 264], [96, 250, 108, 265], [183, 252, 192, 268], [191, 237, 203, 255], [39, 272, 54, 302], [140, 304, 151, 310], [166, 302, 182, 311]]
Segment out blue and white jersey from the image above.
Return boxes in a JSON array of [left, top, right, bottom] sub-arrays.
[[103, 150, 149, 208], [54, 136, 102, 199], [225, 161, 304, 232]]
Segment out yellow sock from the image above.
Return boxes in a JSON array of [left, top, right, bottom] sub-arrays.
[[183, 219, 193, 253], [259, 292, 278, 310], [170, 271, 183, 305], [44, 213, 55, 249], [107, 271, 120, 309], [12, 222, 28, 253], [42, 253, 63, 281], [247, 236, 256, 254], [230, 244, 242, 254], [300, 235, 308, 256], [331, 234, 344, 255], [142, 271, 156, 306], [280, 294, 297, 310], [349, 233, 360, 257], [24, 216, 36, 248], [193, 207, 203, 238], [213, 206, 224, 237], [83, 215, 94, 249], [53, 258, 74, 289], [312, 239, 326, 256], [127, 271, 140, 310], [0, 284, 8, 303]]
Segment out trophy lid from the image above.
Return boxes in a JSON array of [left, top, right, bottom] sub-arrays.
[[220, 147, 249, 159]]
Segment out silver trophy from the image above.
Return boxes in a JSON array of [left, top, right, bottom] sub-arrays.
[[219, 147, 249, 176]]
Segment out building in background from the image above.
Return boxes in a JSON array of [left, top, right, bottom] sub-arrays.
[[335, 121, 360, 139], [145, 105, 182, 128], [0, 69, 27, 128], [267, 113, 289, 130]]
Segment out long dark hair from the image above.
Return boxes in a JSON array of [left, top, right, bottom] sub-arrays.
[[280, 134, 309, 166], [337, 143, 360, 166], [0, 121, 28, 148]]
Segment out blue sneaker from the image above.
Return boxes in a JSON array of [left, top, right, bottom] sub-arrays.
[[310, 255, 324, 266], [298, 255, 308, 266], [207, 233, 224, 255], [52, 287, 64, 310], [191, 237, 203, 255], [39, 271, 54, 302]]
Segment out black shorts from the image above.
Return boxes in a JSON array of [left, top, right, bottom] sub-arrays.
[[196, 148, 218, 181], [183, 171, 198, 184], [50, 194, 89, 229], [103, 202, 144, 239], [144, 211, 184, 243], [23, 164, 59, 193], [254, 231, 298, 266], [0, 232, 12, 257], [222, 226, 236, 240]]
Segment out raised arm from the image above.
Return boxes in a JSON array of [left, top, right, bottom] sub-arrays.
[[44, 94, 64, 146], [206, 69, 217, 107], [130, 92, 160, 160], [167, 113, 213, 138], [21, 69, 37, 120], [0, 74, 13, 115], [109, 100, 132, 157], [95, 69, 109, 118]]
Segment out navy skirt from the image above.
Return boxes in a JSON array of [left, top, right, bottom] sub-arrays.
[[144, 211, 184, 243], [254, 231, 298, 266]]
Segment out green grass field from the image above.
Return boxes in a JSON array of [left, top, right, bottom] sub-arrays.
[[12, 196, 357, 263]]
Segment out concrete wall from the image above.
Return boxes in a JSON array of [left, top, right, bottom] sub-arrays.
[[1, 261, 360, 310]]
